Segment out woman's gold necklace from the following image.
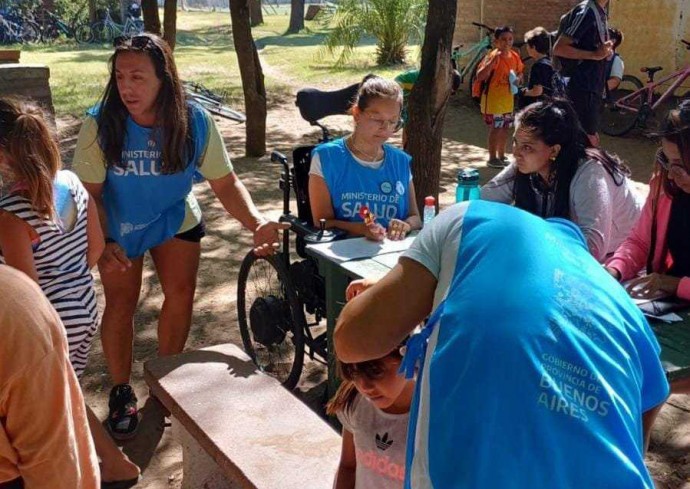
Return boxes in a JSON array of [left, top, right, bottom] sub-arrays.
[[348, 135, 383, 162]]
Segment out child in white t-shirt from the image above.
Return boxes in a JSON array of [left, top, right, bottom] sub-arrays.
[[327, 279, 414, 489]]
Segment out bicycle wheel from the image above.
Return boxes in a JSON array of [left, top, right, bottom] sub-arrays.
[[193, 96, 246, 122], [237, 252, 305, 389], [75, 23, 93, 44], [91, 22, 113, 44], [20, 21, 40, 43], [203, 102, 247, 123], [468, 64, 480, 106], [600, 74, 644, 137]]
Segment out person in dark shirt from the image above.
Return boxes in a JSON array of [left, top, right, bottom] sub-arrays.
[[553, 0, 613, 146], [519, 27, 555, 109]]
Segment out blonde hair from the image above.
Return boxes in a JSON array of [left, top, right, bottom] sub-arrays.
[[0, 98, 60, 220]]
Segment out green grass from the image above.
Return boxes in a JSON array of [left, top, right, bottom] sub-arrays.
[[19, 9, 420, 118]]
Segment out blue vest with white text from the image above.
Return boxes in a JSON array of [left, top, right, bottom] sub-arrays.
[[88, 103, 209, 258], [401, 201, 668, 489], [314, 138, 411, 228]]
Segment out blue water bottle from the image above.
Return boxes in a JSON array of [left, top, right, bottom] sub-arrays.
[[455, 168, 481, 202]]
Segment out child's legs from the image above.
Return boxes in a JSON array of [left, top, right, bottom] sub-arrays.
[[149, 237, 201, 356], [85, 405, 140, 481], [495, 126, 510, 159], [485, 115, 498, 160], [100, 257, 145, 385]]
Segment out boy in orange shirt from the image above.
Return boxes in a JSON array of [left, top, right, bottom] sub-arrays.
[[475, 26, 524, 168]]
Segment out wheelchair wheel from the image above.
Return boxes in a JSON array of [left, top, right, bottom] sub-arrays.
[[237, 252, 305, 390]]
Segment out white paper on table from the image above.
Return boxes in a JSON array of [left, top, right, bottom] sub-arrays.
[[308, 236, 416, 263], [372, 251, 404, 269], [642, 312, 683, 323]]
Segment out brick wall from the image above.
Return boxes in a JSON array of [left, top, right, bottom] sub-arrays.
[[454, 0, 580, 46], [609, 0, 690, 94]]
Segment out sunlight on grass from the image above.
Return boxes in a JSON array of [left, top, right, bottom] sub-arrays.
[[21, 9, 421, 118]]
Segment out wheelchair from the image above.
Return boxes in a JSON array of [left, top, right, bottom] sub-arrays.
[[236, 82, 360, 389]]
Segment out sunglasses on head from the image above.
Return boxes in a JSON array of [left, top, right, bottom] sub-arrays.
[[113, 35, 154, 49]]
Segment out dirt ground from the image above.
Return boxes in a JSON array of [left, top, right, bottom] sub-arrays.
[[57, 85, 690, 488]]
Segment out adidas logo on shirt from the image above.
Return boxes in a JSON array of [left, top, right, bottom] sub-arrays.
[[375, 432, 394, 451]]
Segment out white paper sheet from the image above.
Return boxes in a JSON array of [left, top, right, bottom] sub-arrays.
[[307, 236, 415, 263]]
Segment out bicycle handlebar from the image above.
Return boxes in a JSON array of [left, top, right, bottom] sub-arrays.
[[471, 21, 494, 33]]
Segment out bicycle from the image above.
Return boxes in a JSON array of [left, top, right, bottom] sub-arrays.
[[38, 10, 91, 44], [183, 81, 246, 122], [451, 21, 494, 90], [0, 10, 40, 44], [84, 9, 143, 44], [600, 39, 690, 137]]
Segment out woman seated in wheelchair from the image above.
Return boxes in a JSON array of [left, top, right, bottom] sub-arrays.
[[308, 75, 422, 241]]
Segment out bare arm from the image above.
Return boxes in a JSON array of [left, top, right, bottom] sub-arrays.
[[607, 77, 621, 92], [208, 172, 289, 256], [553, 34, 612, 61], [333, 429, 357, 489], [0, 211, 39, 282], [474, 53, 497, 82], [85, 196, 104, 268], [642, 404, 663, 454], [308, 174, 385, 240], [335, 257, 437, 363], [523, 85, 544, 97], [82, 181, 131, 272], [208, 171, 265, 231], [405, 180, 422, 231]]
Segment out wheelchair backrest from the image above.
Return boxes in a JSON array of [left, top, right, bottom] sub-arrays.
[[295, 82, 360, 123], [292, 145, 315, 227]]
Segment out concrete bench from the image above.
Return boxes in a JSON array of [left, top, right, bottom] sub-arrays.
[[144, 343, 341, 489]]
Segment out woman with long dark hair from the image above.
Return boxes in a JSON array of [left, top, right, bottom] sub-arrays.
[[72, 34, 287, 439], [482, 98, 641, 262]]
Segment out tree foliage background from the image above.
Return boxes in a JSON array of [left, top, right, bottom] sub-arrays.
[[318, 0, 427, 65]]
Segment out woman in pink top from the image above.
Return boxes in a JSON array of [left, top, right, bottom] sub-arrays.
[[606, 102, 690, 305]]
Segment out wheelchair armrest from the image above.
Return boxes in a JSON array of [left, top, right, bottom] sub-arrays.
[[279, 214, 348, 242]]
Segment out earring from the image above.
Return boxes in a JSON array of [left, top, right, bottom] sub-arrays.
[[550, 155, 557, 162]]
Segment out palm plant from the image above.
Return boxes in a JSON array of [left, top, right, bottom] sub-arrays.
[[318, 0, 427, 65]]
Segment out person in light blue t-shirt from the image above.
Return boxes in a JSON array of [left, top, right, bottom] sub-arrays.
[[72, 33, 289, 440], [309, 76, 422, 242], [336, 200, 669, 489]]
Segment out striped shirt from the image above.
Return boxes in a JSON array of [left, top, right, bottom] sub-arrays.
[[0, 170, 98, 377]]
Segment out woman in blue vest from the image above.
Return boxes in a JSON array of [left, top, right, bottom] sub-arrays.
[[308, 76, 422, 241], [336, 201, 668, 489], [72, 34, 287, 439]]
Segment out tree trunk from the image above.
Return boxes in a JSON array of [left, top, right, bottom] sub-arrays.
[[229, 0, 267, 156], [120, 0, 128, 23], [249, 0, 263, 27], [286, 0, 304, 33], [141, 0, 162, 35], [406, 0, 457, 211], [88, 0, 97, 23], [163, 0, 177, 50]]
